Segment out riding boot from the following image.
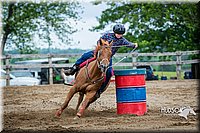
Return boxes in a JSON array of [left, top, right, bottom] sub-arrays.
[[61, 64, 79, 85], [63, 64, 79, 76]]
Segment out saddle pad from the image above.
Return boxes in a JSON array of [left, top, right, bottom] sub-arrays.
[[79, 57, 96, 68]]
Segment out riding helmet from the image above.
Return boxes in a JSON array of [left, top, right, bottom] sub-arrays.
[[113, 24, 126, 34]]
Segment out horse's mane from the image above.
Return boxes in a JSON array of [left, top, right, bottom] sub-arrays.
[[93, 43, 101, 58], [93, 39, 111, 58]]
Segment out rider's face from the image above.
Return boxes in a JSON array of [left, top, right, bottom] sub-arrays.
[[115, 33, 123, 39]]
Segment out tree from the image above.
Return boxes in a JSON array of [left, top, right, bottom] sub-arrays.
[[92, 1, 199, 53], [1, 1, 82, 54]]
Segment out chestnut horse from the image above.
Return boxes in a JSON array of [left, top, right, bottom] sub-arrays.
[[55, 38, 113, 118]]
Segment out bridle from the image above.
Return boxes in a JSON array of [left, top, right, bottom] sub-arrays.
[[96, 45, 111, 73], [84, 45, 111, 84], [84, 59, 105, 84]]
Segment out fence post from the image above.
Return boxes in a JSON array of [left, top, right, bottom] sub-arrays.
[[5, 55, 11, 86], [176, 51, 182, 80], [132, 52, 138, 68], [48, 54, 53, 85]]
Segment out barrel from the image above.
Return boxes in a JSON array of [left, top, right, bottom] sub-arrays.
[[114, 69, 147, 116]]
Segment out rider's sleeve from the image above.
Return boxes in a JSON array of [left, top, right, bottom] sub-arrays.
[[121, 37, 136, 48], [97, 33, 110, 44]]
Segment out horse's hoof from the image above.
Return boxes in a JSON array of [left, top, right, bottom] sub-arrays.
[[73, 115, 80, 120], [55, 109, 62, 117]]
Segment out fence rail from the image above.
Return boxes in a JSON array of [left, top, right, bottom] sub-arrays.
[[1, 50, 199, 86]]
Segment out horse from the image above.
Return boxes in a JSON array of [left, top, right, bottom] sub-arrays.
[[55, 38, 113, 119]]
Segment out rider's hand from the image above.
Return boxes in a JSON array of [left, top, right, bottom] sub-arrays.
[[134, 43, 138, 48]]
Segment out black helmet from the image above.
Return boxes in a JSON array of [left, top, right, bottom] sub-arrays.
[[113, 24, 126, 34]]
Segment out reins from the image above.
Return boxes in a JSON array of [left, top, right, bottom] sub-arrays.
[[110, 47, 137, 68], [85, 46, 137, 84], [84, 58, 105, 85], [85, 46, 137, 83]]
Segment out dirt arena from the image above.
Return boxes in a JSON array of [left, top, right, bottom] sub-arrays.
[[2, 79, 199, 132]]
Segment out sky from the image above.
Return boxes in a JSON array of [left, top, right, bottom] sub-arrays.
[[53, 0, 197, 50], [69, 2, 109, 50], [6, 0, 196, 51], [2, 0, 109, 51], [32, 1, 110, 50]]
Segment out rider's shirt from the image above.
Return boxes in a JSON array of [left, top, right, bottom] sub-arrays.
[[98, 33, 135, 56]]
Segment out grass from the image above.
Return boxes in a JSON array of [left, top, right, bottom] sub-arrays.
[[154, 71, 184, 79]]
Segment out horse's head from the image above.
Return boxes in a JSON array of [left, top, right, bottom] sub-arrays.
[[95, 38, 112, 73]]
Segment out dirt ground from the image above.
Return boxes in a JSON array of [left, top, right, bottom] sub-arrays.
[[2, 79, 199, 132]]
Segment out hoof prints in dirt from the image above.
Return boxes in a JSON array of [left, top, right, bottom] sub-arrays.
[[1, 129, 80, 133], [3, 80, 199, 131], [60, 108, 117, 118]]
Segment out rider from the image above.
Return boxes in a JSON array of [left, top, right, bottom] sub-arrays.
[[61, 24, 138, 97]]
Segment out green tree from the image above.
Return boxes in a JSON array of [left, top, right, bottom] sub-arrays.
[[92, 1, 199, 53], [1, 1, 82, 54]]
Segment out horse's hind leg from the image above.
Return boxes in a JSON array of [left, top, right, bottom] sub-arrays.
[[55, 86, 77, 117], [75, 92, 84, 111]]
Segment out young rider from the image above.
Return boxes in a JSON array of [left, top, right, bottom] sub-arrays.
[[61, 24, 138, 98]]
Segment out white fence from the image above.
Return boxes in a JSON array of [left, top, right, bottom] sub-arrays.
[[1, 50, 199, 86]]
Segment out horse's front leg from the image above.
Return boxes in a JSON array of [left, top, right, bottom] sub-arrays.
[[76, 91, 96, 118], [75, 92, 84, 111], [85, 81, 110, 109], [85, 92, 99, 109], [55, 86, 77, 117]]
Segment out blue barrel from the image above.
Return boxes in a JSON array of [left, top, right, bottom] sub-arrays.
[[116, 87, 146, 103], [114, 69, 147, 115]]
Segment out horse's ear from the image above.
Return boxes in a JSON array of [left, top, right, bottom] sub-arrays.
[[100, 38, 106, 46], [97, 40, 101, 46], [109, 40, 113, 47]]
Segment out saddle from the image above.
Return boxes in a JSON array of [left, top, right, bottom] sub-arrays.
[[64, 57, 96, 86]]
